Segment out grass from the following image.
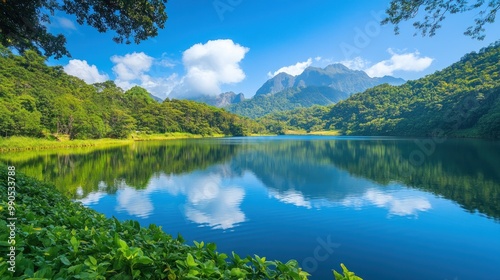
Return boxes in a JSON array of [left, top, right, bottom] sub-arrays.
[[0, 133, 210, 152], [283, 130, 342, 136], [307, 130, 342, 136]]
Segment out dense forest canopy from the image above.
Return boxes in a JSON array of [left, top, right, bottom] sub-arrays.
[[0, 45, 265, 139]]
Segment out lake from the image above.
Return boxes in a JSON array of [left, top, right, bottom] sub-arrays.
[[3, 136, 500, 280]]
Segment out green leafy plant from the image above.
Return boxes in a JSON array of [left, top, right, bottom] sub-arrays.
[[333, 263, 363, 280]]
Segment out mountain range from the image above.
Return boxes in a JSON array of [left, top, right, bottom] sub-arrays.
[[224, 64, 405, 118], [256, 64, 404, 96], [190, 91, 245, 107]]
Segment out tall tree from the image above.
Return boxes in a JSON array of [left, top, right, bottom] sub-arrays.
[[0, 0, 168, 59], [382, 0, 499, 40]]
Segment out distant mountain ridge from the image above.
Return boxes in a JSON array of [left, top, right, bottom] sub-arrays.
[[227, 86, 349, 118], [227, 64, 404, 118], [190, 91, 245, 107], [256, 63, 405, 96]]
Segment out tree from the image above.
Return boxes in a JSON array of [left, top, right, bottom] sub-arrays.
[[382, 0, 500, 40], [0, 0, 168, 59]]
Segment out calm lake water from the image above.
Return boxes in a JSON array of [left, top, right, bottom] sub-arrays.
[[3, 136, 500, 280]]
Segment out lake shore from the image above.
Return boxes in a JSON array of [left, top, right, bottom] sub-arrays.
[[0, 133, 212, 152]]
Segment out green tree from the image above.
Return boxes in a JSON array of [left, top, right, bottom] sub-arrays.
[[383, 0, 500, 40], [0, 0, 168, 59]]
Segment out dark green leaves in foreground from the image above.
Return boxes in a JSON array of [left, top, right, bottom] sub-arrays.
[[0, 166, 309, 279]]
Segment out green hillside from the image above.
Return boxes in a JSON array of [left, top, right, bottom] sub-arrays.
[[264, 41, 500, 138], [0, 45, 264, 140], [227, 86, 348, 119]]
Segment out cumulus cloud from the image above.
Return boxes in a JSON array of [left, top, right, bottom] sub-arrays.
[[162, 172, 246, 230], [365, 49, 433, 77], [341, 188, 432, 217], [115, 187, 154, 218], [111, 52, 154, 82], [110, 52, 179, 99], [172, 39, 249, 97], [63, 59, 109, 84], [267, 58, 313, 78]]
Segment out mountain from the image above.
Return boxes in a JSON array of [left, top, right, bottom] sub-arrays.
[[230, 64, 405, 118], [191, 91, 245, 107], [227, 86, 348, 119], [149, 93, 163, 102], [255, 72, 296, 96], [255, 63, 405, 96], [262, 41, 500, 139]]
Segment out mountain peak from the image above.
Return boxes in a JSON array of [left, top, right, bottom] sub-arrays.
[[324, 63, 350, 73]]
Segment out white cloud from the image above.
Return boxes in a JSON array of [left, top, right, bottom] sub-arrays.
[[63, 59, 109, 84], [171, 39, 249, 97], [365, 49, 433, 77], [110, 52, 179, 99], [56, 17, 77, 30], [77, 191, 105, 205], [341, 188, 432, 217], [111, 52, 154, 82], [269, 190, 312, 209], [339, 57, 370, 71], [161, 171, 247, 230], [267, 58, 313, 78], [115, 187, 154, 218]]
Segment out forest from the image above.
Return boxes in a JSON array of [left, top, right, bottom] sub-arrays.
[[262, 41, 500, 139], [0, 45, 265, 140]]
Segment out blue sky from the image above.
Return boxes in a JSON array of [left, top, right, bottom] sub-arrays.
[[49, 0, 500, 99]]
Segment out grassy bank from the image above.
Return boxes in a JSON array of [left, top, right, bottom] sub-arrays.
[[0, 166, 312, 279], [0, 133, 211, 152], [283, 130, 342, 136]]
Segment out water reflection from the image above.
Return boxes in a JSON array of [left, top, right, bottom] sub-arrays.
[[2, 137, 499, 222], [341, 188, 432, 217], [2, 136, 499, 280], [162, 169, 246, 230]]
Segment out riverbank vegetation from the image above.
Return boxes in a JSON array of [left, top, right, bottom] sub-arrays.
[[0, 133, 208, 151]]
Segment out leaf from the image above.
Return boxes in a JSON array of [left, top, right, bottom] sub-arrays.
[[89, 256, 97, 266], [135, 256, 153, 265], [186, 253, 197, 267], [60, 255, 71, 266], [70, 236, 79, 252]]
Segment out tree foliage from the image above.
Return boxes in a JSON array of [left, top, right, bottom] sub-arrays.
[[382, 0, 500, 40], [0, 0, 168, 58], [0, 45, 265, 139]]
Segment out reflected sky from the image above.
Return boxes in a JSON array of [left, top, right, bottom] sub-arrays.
[[77, 161, 435, 228]]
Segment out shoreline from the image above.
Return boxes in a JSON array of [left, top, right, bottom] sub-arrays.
[[0, 133, 213, 152]]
